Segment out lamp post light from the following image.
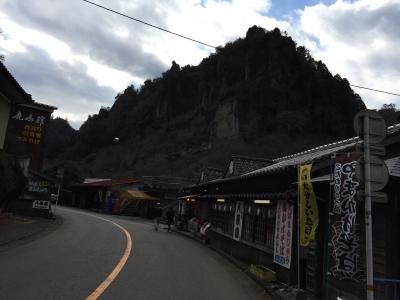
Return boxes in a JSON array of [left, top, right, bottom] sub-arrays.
[[113, 136, 121, 169]]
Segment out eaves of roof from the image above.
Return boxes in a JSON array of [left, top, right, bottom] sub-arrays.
[[177, 194, 201, 199], [72, 178, 142, 188], [19, 102, 57, 112], [197, 191, 296, 200], [247, 139, 359, 178], [185, 122, 400, 190], [188, 164, 296, 190]]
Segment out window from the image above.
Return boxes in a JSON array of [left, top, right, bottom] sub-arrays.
[[212, 203, 235, 236], [241, 204, 276, 248]]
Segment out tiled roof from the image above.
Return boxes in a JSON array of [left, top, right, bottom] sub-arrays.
[[273, 123, 400, 163], [142, 176, 193, 189], [243, 137, 360, 179], [385, 156, 400, 177], [199, 168, 224, 183], [245, 122, 400, 180], [272, 137, 360, 163], [225, 156, 272, 178], [186, 122, 400, 189], [387, 123, 400, 135]]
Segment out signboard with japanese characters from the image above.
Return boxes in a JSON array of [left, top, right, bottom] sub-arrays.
[[4, 104, 51, 170], [329, 153, 365, 297], [233, 201, 244, 241], [32, 200, 50, 210], [28, 180, 50, 194], [273, 200, 294, 269]]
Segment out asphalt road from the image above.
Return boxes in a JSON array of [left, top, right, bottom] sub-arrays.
[[0, 207, 269, 300]]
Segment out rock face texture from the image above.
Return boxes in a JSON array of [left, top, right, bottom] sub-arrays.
[[213, 101, 240, 138], [46, 26, 366, 179]]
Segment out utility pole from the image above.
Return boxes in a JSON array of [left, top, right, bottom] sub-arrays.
[[363, 115, 374, 300], [354, 109, 388, 300], [53, 167, 64, 217]]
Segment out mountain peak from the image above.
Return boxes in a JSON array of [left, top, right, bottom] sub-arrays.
[[45, 26, 366, 178]]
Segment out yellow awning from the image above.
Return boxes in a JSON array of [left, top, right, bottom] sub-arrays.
[[121, 190, 159, 201]]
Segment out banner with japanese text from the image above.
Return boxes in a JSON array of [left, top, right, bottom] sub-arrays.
[[273, 200, 293, 269], [299, 164, 319, 246], [329, 153, 365, 297]]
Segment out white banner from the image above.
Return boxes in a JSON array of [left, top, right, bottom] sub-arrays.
[[273, 200, 294, 269], [32, 200, 50, 210], [233, 201, 244, 241]]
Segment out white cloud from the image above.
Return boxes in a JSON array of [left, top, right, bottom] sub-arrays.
[[294, 0, 400, 109], [1, 13, 134, 92], [1, 0, 400, 128]]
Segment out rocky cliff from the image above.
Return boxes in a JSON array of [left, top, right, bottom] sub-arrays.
[[46, 26, 366, 179]]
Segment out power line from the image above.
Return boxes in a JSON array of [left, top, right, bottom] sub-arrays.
[[82, 0, 399, 98], [81, 0, 217, 49], [350, 84, 400, 97]]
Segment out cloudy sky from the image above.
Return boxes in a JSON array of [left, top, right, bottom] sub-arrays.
[[1, 0, 399, 129]]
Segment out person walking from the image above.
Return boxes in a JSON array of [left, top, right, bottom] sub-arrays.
[[166, 207, 175, 232], [153, 204, 162, 231]]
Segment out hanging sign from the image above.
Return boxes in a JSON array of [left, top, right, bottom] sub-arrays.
[[299, 164, 319, 246], [330, 153, 365, 282], [273, 200, 293, 269]]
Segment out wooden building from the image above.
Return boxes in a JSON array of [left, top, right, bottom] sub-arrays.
[[69, 176, 192, 217], [0, 62, 56, 170], [0, 62, 56, 215], [70, 178, 145, 213]]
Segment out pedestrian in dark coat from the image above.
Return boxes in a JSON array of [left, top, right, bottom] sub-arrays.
[[166, 207, 175, 232]]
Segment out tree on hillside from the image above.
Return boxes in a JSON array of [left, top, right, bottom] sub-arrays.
[[43, 161, 82, 187], [378, 103, 400, 126], [45, 117, 77, 159]]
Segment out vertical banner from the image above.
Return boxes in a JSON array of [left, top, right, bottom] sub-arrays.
[[299, 164, 319, 246], [329, 153, 365, 291], [233, 201, 244, 241], [274, 200, 294, 269]]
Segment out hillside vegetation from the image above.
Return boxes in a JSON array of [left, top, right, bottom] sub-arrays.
[[46, 26, 368, 179]]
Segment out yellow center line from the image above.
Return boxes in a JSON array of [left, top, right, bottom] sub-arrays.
[[86, 216, 132, 300], [65, 209, 132, 300]]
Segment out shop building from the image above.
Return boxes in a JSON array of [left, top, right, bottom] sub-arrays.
[[0, 62, 56, 215], [178, 123, 400, 299], [70, 176, 192, 217]]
